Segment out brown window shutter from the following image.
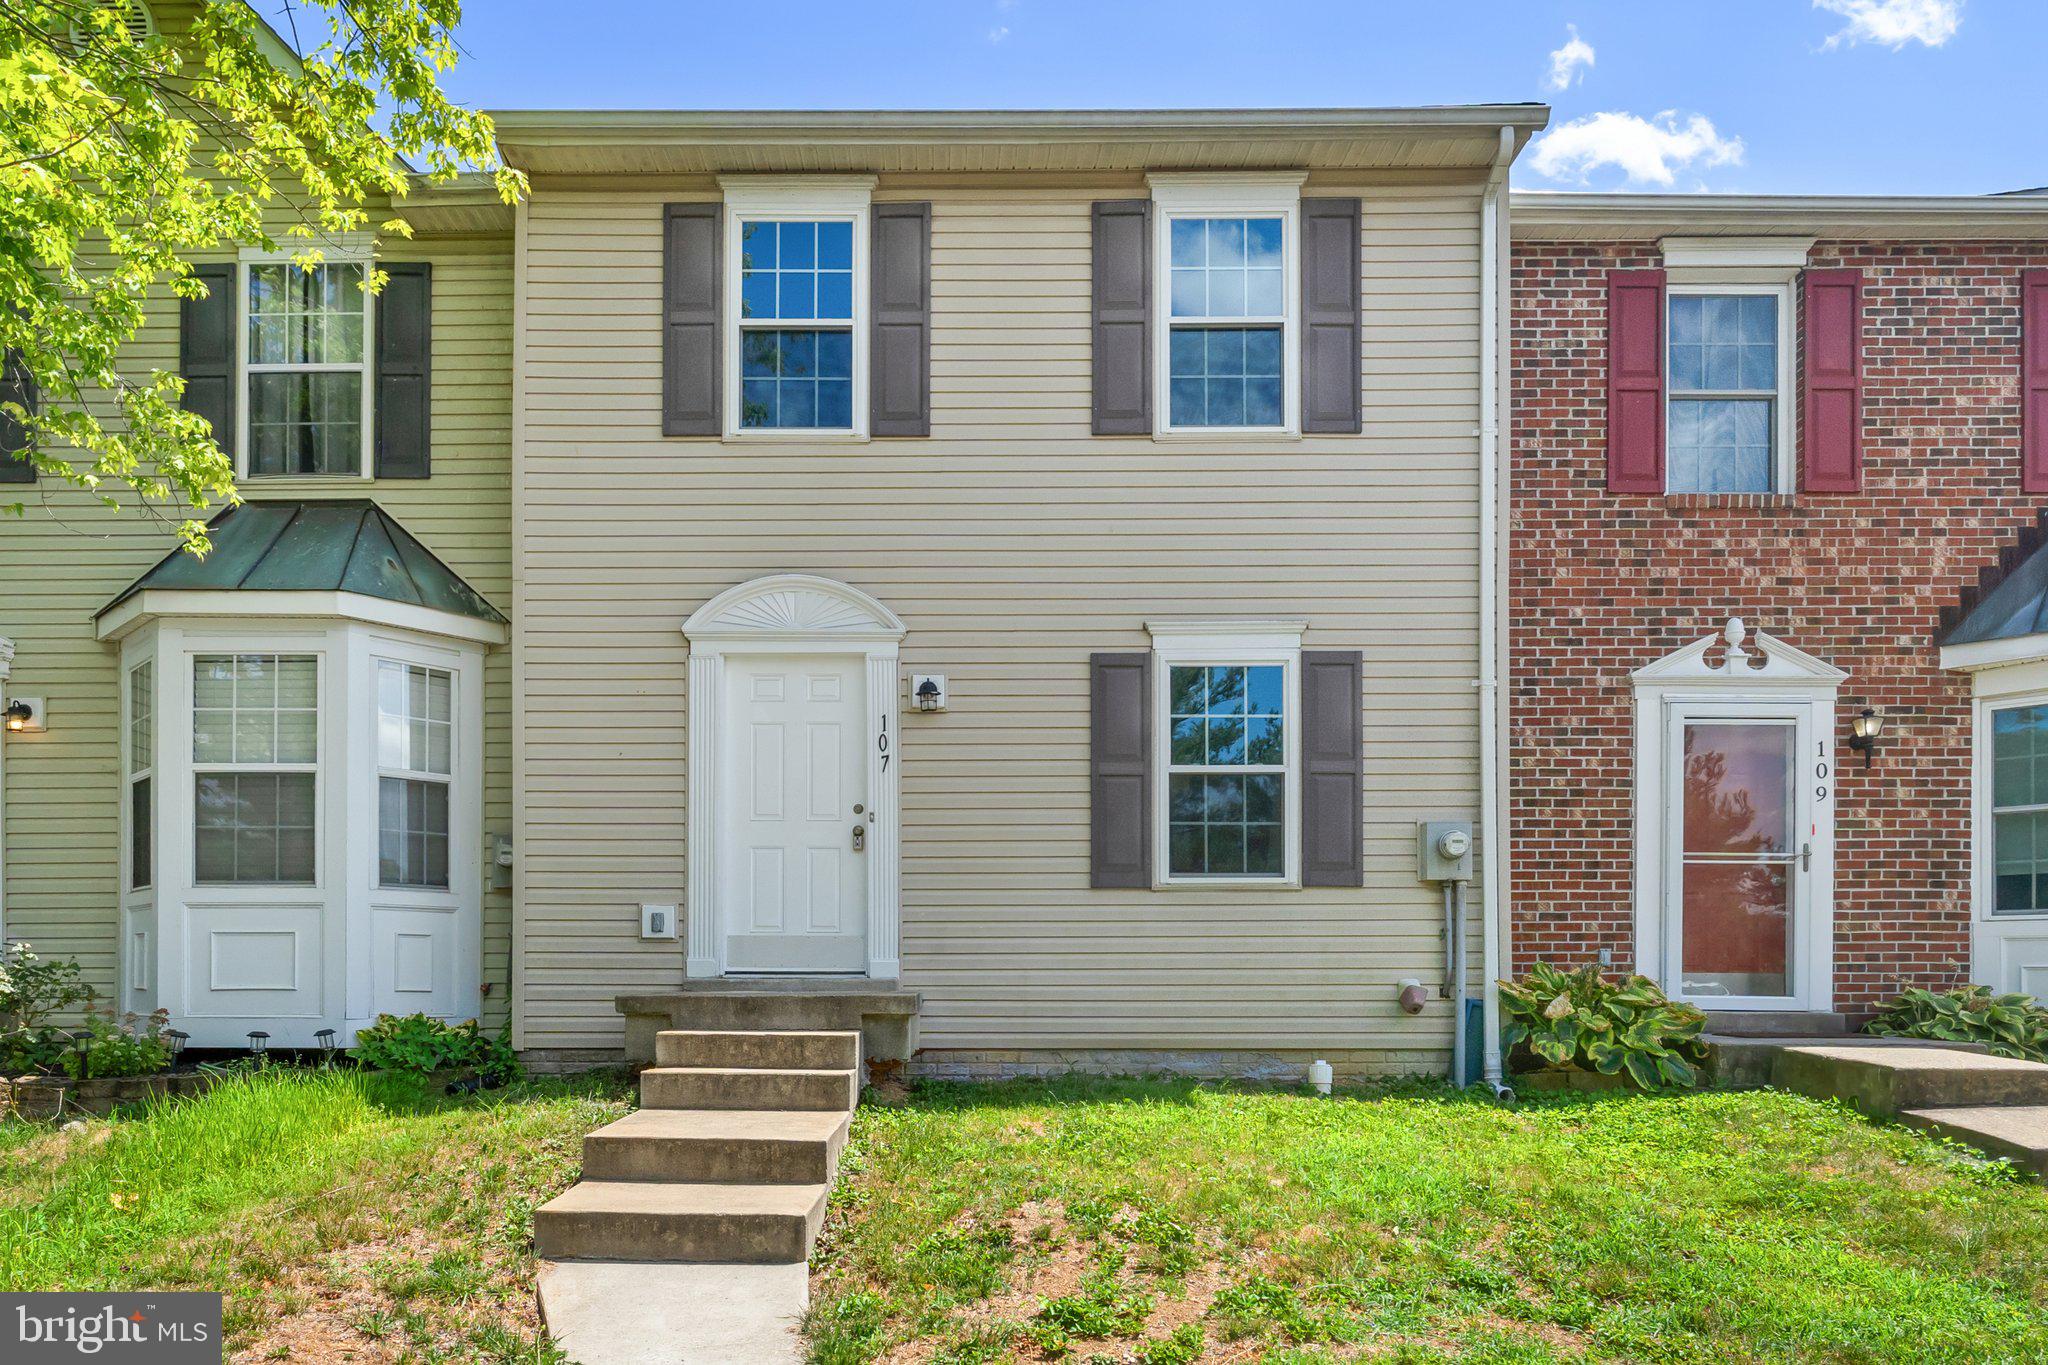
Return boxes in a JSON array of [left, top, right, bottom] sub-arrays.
[[870, 201, 931, 437], [663, 203, 722, 436], [1300, 198, 1362, 434], [374, 261, 432, 479], [2026, 269, 2048, 493], [0, 349, 36, 484], [1300, 650, 1363, 887], [1606, 269, 1666, 492], [1091, 200, 1152, 435], [1090, 652, 1153, 888], [1801, 267, 1863, 493], [180, 262, 236, 460]]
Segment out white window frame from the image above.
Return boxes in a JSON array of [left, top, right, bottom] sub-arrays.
[[373, 659, 456, 891], [1965, 664, 2048, 997], [1147, 173, 1305, 440], [718, 177, 875, 442], [1146, 619, 1306, 889], [236, 241, 376, 480], [1663, 281, 1796, 495]]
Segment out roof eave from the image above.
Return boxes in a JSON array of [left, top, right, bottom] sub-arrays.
[[1512, 192, 2048, 240]]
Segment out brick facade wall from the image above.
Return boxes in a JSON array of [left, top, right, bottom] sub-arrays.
[[1510, 239, 2048, 1009]]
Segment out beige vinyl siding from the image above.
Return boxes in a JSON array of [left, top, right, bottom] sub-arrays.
[[515, 178, 1487, 1059], [0, 237, 516, 1024]]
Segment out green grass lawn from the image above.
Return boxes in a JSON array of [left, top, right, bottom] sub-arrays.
[[0, 1067, 632, 1362], [808, 1080, 2048, 1364]]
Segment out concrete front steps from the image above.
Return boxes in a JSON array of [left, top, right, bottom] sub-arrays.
[[534, 1028, 859, 1265], [1762, 1039, 2048, 1175]]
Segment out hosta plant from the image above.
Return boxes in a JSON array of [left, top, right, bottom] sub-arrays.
[[1499, 963, 1709, 1089], [1866, 985, 2048, 1061]]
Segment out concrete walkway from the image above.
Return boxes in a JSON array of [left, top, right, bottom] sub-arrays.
[[537, 1261, 806, 1364]]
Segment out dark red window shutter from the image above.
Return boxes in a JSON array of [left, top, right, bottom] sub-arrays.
[[1605, 269, 1665, 492], [2026, 269, 2048, 493], [1801, 268, 1863, 493]]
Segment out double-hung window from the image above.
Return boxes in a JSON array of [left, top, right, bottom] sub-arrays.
[[242, 256, 373, 477], [192, 654, 318, 884], [723, 179, 871, 438], [127, 660, 153, 891], [1666, 287, 1791, 493], [376, 661, 454, 889], [1150, 175, 1302, 435]]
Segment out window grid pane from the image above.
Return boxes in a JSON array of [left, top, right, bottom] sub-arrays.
[[1667, 292, 1777, 493], [248, 372, 363, 476], [1169, 326, 1283, 429], [379, 776, 451, 889], [194, 773, 316, 885], [1167, 663, 1286, 878], [1168, 216, 1284, 321], [377, 661, 454, 776], [193, 655, 317, 765], [128, 661, 152, 776], [1993, 705, 2048, 915], [130, 775, 152, 891], [740, 328, 854, 430], [739, 220, 854, 323]]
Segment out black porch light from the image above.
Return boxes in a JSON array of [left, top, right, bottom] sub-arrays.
[[914, 678, 942, 712], [4, 700, 31, 732], [1847, 708, 1885, 766]]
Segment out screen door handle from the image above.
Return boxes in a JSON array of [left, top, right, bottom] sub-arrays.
[[1801, 842, 1811, 872]]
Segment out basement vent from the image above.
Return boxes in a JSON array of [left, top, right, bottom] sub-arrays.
[[70, 0, 157, 45]]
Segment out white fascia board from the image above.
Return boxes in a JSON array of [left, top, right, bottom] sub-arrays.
[[95, 591, 508, 647], [1941, 636, 2048, 673]]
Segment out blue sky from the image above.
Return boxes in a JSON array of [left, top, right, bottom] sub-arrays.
[[424, 1, 2039, 196]]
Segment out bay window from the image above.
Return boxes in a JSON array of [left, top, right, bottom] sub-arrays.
[[377, 661, 454, 889]]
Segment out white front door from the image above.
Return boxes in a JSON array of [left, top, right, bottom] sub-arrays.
[[1655, 701, 1833, 1010], [722, 655, 868, 973]]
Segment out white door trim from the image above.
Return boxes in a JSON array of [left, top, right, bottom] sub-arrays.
[[682, 575, 905, 980], [1631, 619, 1843, 1011]]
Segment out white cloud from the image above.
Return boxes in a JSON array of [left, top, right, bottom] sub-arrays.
[[1528, 111, 1745, 187], [1545, 25, 1595, 92], [987, 24, 1010, 42], [1815, 0, 1962, 49]]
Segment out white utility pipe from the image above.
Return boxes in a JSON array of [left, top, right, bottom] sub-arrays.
[[1477, 127, 1514, 1090]]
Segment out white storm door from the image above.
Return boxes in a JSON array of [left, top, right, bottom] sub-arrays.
[[723, 655, 869, 972], [1662, 706, 1821, 1010]]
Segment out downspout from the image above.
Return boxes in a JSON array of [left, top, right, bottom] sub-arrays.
[[1477, 127, 1513, 1093], [0, 636, 12, 942]]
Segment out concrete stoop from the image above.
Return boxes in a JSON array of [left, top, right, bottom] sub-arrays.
[[534, 1028, 861, 1362], [1763, 1040, 2048, 1175]]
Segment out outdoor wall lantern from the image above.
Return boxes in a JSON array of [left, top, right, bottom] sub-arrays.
[[1848, 708, 1885, 766], [3, 698, 37, 732], [163, 1029, 189, 1064], [910, 674, 948, 713]]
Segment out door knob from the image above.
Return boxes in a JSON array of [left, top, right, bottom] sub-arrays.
[[852, 825, 866, 852]]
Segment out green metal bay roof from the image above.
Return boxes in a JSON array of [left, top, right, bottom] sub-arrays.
[[102, 500, 507, 625]]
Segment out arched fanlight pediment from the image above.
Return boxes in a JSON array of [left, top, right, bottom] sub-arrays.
[[682, 573, 906, 645], [1631, 617, 1846, 688]]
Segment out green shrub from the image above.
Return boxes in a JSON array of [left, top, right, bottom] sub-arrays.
[[1866, 985, 2048, 1061], [1498, 962, 1707, 1089], [349, 1013, 521, 1083], [0, 941, 91, 1030], [60, 1004, 173, 1079]]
